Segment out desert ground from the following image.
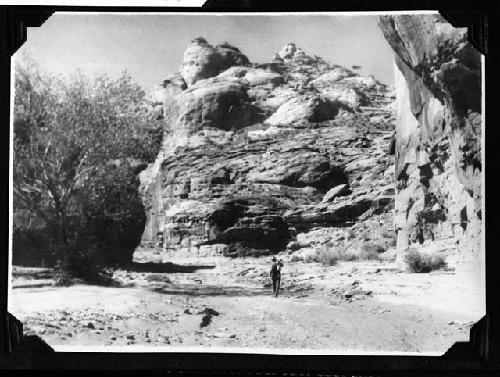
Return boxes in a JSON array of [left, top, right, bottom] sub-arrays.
[[9, 249, 484, 354]]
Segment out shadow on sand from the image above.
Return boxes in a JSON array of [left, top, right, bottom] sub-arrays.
[[151, 283, 269, 297], [125, 262, 216, 274]]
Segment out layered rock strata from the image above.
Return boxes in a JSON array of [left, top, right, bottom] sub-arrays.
[[140, 38, 395, 258]]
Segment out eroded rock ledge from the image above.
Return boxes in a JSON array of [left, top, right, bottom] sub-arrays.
[[378, 15, 482, 272], [139, 38, 395, 258]]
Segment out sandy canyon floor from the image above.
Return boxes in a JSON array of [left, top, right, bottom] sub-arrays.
[[9, 250, 484, 354]]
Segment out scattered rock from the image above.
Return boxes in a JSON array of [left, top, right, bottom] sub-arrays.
[[200, 315, 213, 328], [199, 307, 220, 316]]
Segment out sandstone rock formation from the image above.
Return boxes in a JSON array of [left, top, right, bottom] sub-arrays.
[[179, 37, 250, 87], [139, 38, 395, 258], [378, 15, 483, 273]]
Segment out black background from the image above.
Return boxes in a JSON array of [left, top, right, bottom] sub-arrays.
[[0, 0, 498, 375]]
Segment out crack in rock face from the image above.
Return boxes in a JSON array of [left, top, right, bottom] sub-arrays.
[[377, 14, 482, 274], [138, 37, 397, 259]]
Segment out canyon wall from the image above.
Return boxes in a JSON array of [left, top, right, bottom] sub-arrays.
[[378, 15, 483, 273]]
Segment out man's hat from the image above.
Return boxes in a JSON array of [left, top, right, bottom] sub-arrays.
[[272, 256, 277, 261]]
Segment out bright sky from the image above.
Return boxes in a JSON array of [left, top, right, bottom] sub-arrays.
[[16, 13, 396, 91]]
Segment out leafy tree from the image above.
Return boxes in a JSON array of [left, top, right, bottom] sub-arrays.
[[13, 56, 163, 279]]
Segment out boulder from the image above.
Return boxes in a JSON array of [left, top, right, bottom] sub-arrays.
[[311, 68, 355, 85], [278, 43, 317, 64], [265, 96, 340, 126], [315, 85, 368, 111], [179, 37, 250, 87], [176, 78, 264, 131], [217, 66, 284, 87]]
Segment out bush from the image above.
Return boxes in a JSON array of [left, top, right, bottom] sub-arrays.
[[405, 249, 446, 273], [317, 248, 340, 266], [301, 242, 385, 266], [300, 246, 340, 266], [360, 242, 385, 260], [56, 242, 116, 285]]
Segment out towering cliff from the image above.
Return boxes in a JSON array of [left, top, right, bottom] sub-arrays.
[[378, 15, 483, 273], [139, 38, 396, 258]]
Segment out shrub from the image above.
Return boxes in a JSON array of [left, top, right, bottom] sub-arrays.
[[317, 248, 340, 266], [53, 273, 75, 287], [405, 250, 446, 273], [302, 252, 317, 264], [300, 246, 340, 266], [300, 242, 385, 266], [360, 242, 385, 260], [339, 248, 359, 261], [56, 242, 116, 285]]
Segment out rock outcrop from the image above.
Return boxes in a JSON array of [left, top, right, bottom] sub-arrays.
[[139, 38, 395, 258], [180, 37, 250, 87], [378, 15, 483, 273]]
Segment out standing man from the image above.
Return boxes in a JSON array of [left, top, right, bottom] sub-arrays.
[[270, 257, 283, 297]]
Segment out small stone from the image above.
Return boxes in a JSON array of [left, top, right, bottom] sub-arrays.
[[198, 307, 219, 316], [229, 334, 237, 338], [86, 322, 95, 329]]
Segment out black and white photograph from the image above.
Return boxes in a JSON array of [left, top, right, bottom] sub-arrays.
[[8, 11, 485, 355]]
